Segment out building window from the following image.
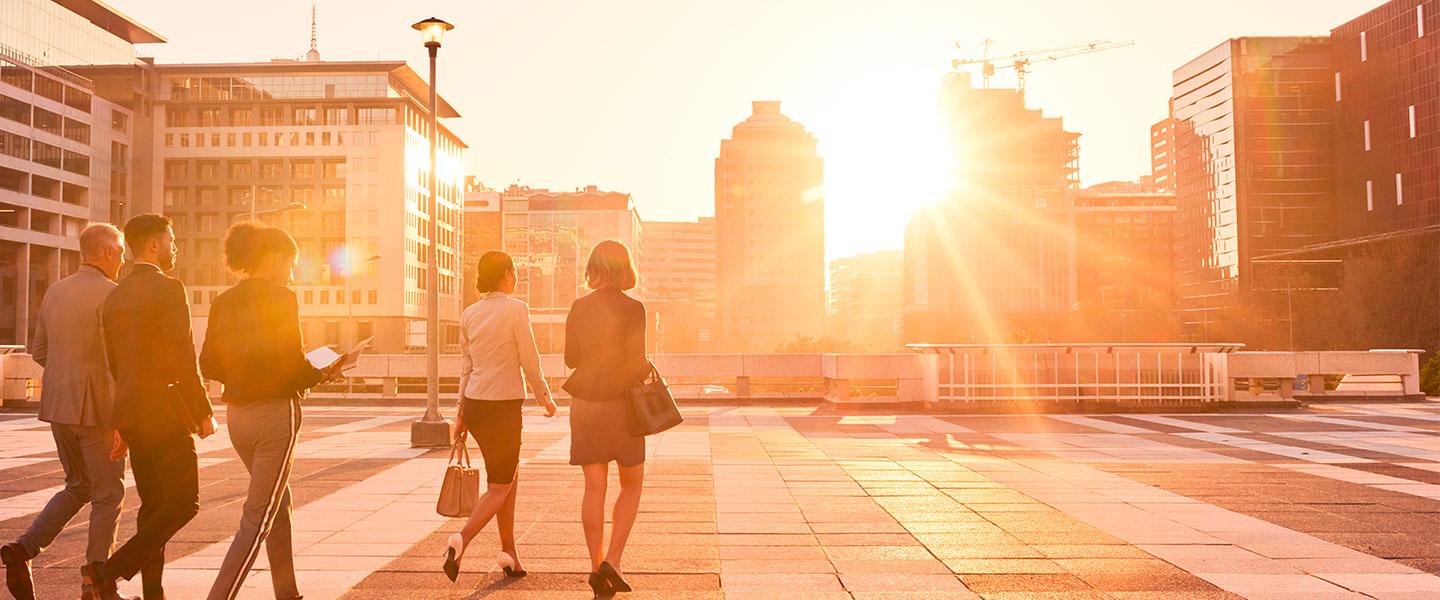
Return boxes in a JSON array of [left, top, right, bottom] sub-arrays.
[[1335, 72, 1342, 102], [1360, 31, 1368, 62], [1410, 105, 1417, 138], [1421, 5, 1427, 37], [1364, 120, 1371, 151], [1366, 180, 1373, 211], [1396, 173, 1404, 205], [229, 108, 253, 126]]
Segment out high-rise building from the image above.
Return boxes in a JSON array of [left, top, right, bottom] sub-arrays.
[[1150, 115, 1177, 193], [828, 250, 903, 352], [146, 60, 467, 353], [1169, 37, 1340, 348], [0, 0, 163, 344], [714, 100, 825, 353], [904, 72, 1079, 344], [1072, 181, 1178, 341], [501, 184, 642, 352], [639, 217, 716, 353], [1265, 0, 1440, 352], [462, 176, 503, 308]]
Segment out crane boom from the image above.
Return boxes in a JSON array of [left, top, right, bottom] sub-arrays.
[[951, 40, 1134, 94]]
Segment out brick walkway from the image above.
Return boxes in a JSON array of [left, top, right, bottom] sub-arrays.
[[3, 402, 1440, 599]]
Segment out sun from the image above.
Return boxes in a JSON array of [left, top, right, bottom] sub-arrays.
[[811, 64, 954, 260]]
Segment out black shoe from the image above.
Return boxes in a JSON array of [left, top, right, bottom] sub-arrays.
[[2, 542, 34, 600], [442, 533, 463, 582], [598, 561, 631, 593], [587, 572, 614, 597]]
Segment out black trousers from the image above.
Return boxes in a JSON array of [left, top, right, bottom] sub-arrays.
[[104, 426, 199, 595]]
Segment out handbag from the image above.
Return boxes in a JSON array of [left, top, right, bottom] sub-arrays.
[[436, 438, 480, 518], [624, 362, 683, 437]]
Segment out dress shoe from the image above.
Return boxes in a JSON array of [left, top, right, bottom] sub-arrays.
[[80, 562, 128, 600], [2, 542, 34, 600]]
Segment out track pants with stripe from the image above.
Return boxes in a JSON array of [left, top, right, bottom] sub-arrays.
[[208, 399, 301, 600]]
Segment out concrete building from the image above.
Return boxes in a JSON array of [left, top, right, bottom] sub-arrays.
[[501, 184, 641, 353], [639, 217, 716, 354], [1169, 37, 1341, 349], [0, 0, 162, 344], [146, 59, 467, 354], [905, 72, 1079, 344], [828, 250, 903, 352], [1072, 181, 1178, 342], [714, 100, 825, 353], [461, 176, 502, 308]]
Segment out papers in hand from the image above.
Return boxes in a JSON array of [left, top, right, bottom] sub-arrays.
[[305, 337, 372, 371]]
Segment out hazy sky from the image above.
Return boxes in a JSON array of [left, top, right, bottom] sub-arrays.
[[113, 0, 1369, 260]]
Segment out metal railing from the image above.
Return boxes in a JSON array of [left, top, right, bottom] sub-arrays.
[[909, 343, 1243, 405]]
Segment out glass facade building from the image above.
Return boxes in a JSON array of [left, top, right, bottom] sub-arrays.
[[1170, 37, 1340, 348]]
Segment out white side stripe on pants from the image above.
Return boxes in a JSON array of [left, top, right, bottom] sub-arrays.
[[222, 400, 298, 600]]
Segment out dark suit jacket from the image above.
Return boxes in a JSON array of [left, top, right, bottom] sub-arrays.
[[103, 263, 213, 436], [562, 288, 649, 401]]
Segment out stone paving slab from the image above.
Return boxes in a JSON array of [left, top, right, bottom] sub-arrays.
[[3, 402, 1440, 598]]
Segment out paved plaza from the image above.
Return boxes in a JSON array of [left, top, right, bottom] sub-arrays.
[[3, 402, 1440, 599]]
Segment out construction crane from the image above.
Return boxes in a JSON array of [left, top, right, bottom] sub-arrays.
[[952, 39, 1135, 96]]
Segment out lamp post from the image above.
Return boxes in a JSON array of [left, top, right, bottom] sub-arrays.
[[410, 16, 454, 447]]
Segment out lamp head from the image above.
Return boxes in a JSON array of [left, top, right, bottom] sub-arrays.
[[412, 17, 454, 48]]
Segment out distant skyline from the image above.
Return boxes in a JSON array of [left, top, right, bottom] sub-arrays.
[[113, 0, 1370, 259]]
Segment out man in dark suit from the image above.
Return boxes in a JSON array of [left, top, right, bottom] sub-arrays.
[[85, 214, 217, 600]]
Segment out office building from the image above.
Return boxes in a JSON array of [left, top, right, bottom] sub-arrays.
[[1264, 0, 1440, 352], [501, 184, 641, 352], [1150, 116, 1177, 193], [0, 0, 162, 343], [639, 217, 716, 353], [714, 100, 825, 352], [147, 59, 467, 353], [1169, 37, 1340, 349], [462, 176, 503, 308], [829, 250, 903, 351], [1072, 181, 1178, 341], [904, 72, 1079, 344]]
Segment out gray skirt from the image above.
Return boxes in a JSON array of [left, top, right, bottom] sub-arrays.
[[569, 398, 646, 466]]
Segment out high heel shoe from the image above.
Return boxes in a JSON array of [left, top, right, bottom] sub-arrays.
[[598, 561, 631, 593], [587, 572, 613, 597], [496, 550, 527, 578], [442, 533, 465, 582]]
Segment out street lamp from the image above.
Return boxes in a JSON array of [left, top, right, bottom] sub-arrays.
[[410, 16, 455, 448]]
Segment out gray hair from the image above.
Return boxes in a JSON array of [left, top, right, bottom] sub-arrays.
[[79, 223, 123, 262]]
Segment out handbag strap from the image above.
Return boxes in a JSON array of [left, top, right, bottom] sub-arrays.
[[448, 438, 471, 468]]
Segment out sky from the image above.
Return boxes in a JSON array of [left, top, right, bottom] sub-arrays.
[[112, 0, 1371, 260]]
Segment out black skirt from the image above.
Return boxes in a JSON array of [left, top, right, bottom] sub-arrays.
[[568, 397, 646, 466], [461, 398, 523, 484]]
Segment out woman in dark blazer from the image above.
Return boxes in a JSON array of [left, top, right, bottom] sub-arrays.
[[563, 240, 649, 597], [200, 222, 341, 600]]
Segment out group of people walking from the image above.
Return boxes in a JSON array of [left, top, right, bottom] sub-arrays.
[[1, 214, 653, 600]]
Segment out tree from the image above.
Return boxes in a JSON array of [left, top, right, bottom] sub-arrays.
[[774, 335, 856, 353]]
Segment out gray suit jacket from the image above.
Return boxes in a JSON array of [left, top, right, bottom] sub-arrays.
[[30, 265, 117, 428]]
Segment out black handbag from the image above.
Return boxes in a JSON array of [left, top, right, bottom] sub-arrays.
[[624, 362, 683, 436]]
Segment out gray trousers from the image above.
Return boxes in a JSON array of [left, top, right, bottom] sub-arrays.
[[207, 400, 301, 600], [18, 423, 125, 563]]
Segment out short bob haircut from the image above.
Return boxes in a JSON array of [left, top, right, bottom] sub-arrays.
[[585, 239, 637, 291], [474, 250, 515, 293]]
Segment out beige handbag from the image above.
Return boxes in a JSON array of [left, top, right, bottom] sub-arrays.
[[436, 439, 480, 518]]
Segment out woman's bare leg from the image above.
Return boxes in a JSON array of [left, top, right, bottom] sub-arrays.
[[580, 463, 609, 571], [497, 472, 520, 562], [459, 481, 514, 548], [605, 463, 645, 573]]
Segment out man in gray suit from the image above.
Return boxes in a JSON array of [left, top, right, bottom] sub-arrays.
[[2, 224, 133, 600]]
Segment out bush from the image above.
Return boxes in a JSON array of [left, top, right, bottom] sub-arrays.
[[1421, 353, 1440, 396]]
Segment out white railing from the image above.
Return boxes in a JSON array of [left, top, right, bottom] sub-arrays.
[[908, 343, 1243, 408]]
